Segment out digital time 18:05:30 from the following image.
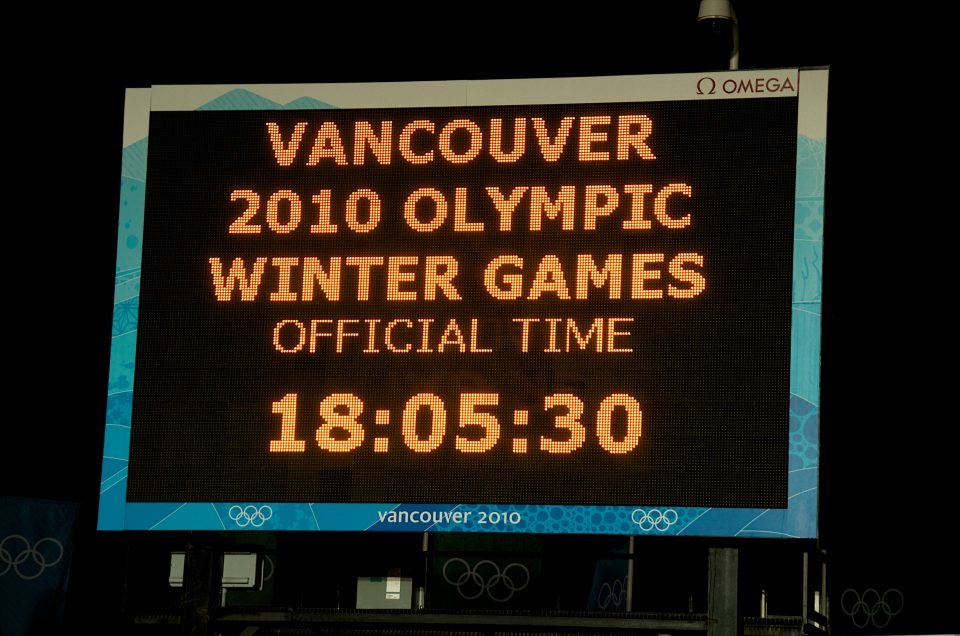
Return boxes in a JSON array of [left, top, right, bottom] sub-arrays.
[[269, 393, 643, 455]]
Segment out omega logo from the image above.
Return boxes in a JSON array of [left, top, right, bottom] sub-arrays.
[[697, 75, 796, 95]]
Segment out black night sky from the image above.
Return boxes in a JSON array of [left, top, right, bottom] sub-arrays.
[[4, 4, 955, 634]]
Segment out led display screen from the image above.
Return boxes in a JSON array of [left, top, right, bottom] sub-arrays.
[[101, 71, 827, 535]]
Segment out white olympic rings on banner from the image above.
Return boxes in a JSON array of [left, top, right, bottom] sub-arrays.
[[840, 588, 903, 629], [442, 558, 530, 602], [597, 577, 626, 610], [0, 535, 64, 580], [631, 508, 679, 532], [228, 505, 273, 528]]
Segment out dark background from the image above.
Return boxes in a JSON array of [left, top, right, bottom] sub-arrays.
[[5, 2, 955, 633], [129, 99, 795, 507]]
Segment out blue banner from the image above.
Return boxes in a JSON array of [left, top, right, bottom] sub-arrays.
[[0, 497, 79, 636]]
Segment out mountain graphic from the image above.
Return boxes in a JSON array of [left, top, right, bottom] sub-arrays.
[[197, 89, 336, 111]]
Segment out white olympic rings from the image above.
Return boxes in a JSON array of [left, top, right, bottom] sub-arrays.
[[631, 508, 679, 532], [228, 505, 273, 528]]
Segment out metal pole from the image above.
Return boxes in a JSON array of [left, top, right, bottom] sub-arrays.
[[180, 542, 219, 636], [707, 547, 738, 636]]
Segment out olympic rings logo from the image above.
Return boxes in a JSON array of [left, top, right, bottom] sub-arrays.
[[228, 505, 273, 528], [840, 588, 903, 629], [631, 508, 678, 532], [597, 577, 626, 610], [442, 558, 530, 603], [0, 535, 64, 580]]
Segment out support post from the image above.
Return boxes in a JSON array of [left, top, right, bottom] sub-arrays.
[[708, 547, 738, 636], [180, 542, 220, 636]]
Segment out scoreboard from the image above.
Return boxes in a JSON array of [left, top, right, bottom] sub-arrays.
[[100, 70, 827, 535]]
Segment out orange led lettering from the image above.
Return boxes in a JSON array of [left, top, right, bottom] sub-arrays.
[[228, 190, 261, 234], [485, 256, 524, 300], [490, 118, 526, 163], [631, 253, 665, 299], [344, 256, 384, 301], [528, 255, 570, 301], [404, 188, 447, 232], [456, 394, 500, 453], [566, 318, 604, 352], [512, 318, 537, 353], [622, 184, 653, 230], [316, 394, 364, 452], [533, 117, 574, 162], [309, 319, 334, 353], [578, 115, 611, 161], [353, 121, 393, 166], [335, 319, 361, 353], [267, 122, 308, 166], [513, 408, 528, 454], [606, 318, 633, 353], [438, 319, 466, 353], [265, 190, 301, 233], [541, 394, 585, 454], [469, 319, 492, 353], [385, 319, 413, 353], [399, 120, 435, 164], [486, 186, 528, 231], [209, 257, 267, 301], [544, 318, 563, 353], [654, 183, 692, 229], [269, 394, 305, 452], [616, 115, 656, 160], [272, 320, 305, 353], [310, 191, 337, 233], [668, 252, 706, 298], [344, 189, 381, 233], [575, 254, 623, 299], [584, 185, 619, 230], [364, 319, 380, 353], [306, 122, 349, 166], [269, 257, 299, 301], [301, 257, 341, 302], [417, 319, 434, 353], [596, 394, 642, 454], [386, 256, 419, 301], [529, 186, 575, 231], [424, 256, 461, 301], [439, 119, 482, 164], [453, 187, 484, 232], [402, 394, 446, 452]]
